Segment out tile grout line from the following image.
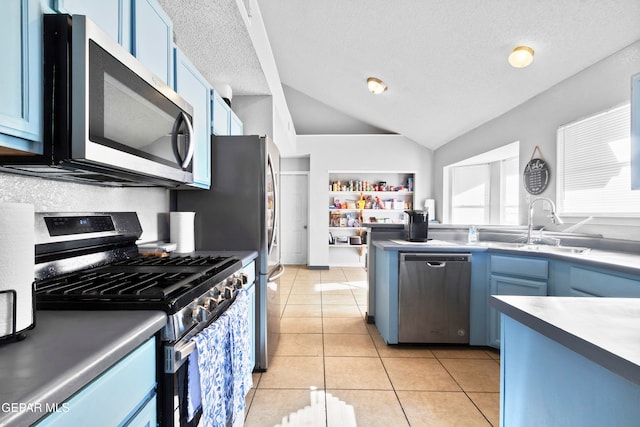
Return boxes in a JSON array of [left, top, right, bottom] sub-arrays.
[[366, 308, 413, 426], [433, 355, 498, 427]]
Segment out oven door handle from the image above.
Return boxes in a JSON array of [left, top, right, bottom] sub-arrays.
[[175, 340, 196, 362]]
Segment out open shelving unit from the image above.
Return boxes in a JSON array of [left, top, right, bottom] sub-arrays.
[[328, 172, 415, 267]]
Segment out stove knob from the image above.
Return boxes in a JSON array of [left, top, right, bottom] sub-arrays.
[[233, 277, 243, 290], [241, 273, 248, 284], [211, 287, 221, 298], [192, 305, 209, 323], [224, 287, 232, 299], [208, 298, 218, 311]]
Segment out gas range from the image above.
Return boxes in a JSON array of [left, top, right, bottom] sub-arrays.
[[32, 212, 249, 425], [32, 212, 244, 353], [35, 253, 244, 342]]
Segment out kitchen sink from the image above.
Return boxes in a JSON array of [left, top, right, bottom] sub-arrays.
[[534, 245, 591, 255], [478, 241, 591, 255]]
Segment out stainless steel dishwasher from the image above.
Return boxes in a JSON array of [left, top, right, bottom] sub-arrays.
[[398, 253, 471, 343]]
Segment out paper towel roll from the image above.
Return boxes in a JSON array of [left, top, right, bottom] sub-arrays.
[[170, 211, 196, 253], [0, 203, 35, 338]]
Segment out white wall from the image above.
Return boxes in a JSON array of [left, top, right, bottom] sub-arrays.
[[433, 39, 640, 240], [0, 172, 170, 242], [296, 134, 433, 267]]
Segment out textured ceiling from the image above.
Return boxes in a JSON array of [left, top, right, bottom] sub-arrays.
[[155, 0, 640, 151], [156, 0, 269, 96], [257, 0, 640, 149]]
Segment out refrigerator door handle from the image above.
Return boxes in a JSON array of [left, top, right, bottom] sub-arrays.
[[267, 152, 278, 255], [268, 264, 285, 282]]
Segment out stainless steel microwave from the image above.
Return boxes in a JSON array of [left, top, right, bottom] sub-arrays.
[[0, 14, 194, 187]]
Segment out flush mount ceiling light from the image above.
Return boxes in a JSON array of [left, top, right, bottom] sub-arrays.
[[508, 46, 534, 68], [367, 77, 387, 94]]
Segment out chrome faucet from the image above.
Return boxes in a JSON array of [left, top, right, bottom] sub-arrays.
[[527, 197, 563, 245]]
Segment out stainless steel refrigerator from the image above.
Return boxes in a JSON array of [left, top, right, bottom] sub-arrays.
[[173, 135, 282, 371]]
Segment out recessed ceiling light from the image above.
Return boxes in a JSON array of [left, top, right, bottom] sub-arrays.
[[367, 77, 387, 94], [508, 46, 534, 68]]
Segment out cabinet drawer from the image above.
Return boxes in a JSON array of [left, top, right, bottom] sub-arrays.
[[35, 338, 156, 426], [490, 255, 548, 280], [569, 266, 640, 297]]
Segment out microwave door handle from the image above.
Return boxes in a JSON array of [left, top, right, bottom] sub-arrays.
[[182, 113, 195, 169], [171, 112, 195, 170]]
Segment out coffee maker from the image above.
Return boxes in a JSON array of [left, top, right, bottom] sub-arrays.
[[404, 210, 429, 242]]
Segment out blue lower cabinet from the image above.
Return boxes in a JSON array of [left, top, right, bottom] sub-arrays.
[[242, 260, 257, 371], [34, 338, 157, 426], [489, 275, 547, 347], [569, 265, 640, 297], [501, 315, 640, 426], [488, 254, 549, 348], [247, 281, 256, 370], [125, 395, 157, 427]]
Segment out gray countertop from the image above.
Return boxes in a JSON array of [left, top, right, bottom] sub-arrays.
[[0, 310, 166, 427], [190, 250, 258, 267], [372, 239, 640, 275], [490, 295, 640, 387]]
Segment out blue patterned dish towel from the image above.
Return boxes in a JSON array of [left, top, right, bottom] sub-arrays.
[[188, 289, 253, 427]]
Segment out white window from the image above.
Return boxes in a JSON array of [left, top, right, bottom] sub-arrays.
[[557, 103, 640, 216], [501, 156, 520, 224], [451, 164, 490, 224], [445, 141, 520, 225]]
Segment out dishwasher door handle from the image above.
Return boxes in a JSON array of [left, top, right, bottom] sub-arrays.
[[426, 261, 446, 268]]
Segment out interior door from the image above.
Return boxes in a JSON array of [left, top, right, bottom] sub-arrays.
[[280, 173, 308, 265]]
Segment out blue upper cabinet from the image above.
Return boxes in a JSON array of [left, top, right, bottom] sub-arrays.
[[0, 0, 44, 154], [230, 108, 244, 136], [132, 0, 173, 85], [212, 89, 231, 136], [174, 48, 211, 189], [52, 0, 132, 51]]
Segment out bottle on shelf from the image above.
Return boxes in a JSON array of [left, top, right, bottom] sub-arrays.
[[468, 225, 478, 243]]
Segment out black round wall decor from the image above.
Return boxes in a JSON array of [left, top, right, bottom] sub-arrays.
[[523, 158, 550, 195]]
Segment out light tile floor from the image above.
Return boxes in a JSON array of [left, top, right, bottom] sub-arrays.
[[244, 266, 500, 427]]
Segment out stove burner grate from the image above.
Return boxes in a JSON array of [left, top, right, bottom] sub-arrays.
[[35, 255, 241, 302]]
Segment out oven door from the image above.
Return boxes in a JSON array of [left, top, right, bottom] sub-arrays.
[[72, 15, 195, 184], [162, 326, 203, 426]]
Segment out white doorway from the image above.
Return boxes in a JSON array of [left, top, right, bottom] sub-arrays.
[[280, 172, 308, 265]]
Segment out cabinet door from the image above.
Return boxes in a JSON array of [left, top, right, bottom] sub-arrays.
[[132, 0, 173, 84], [488, 275, 547, 348], [230, 109, 244, 135], [124, 395, 157, 427], [34, 338, 156, 426], [174, 48, 211, 189], [0, 0, 42, 153], [52, 0, 131, 50], [211, 89, 231, 136]]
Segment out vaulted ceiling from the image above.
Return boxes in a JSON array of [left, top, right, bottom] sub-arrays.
[[159, 0, 640, 151]]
